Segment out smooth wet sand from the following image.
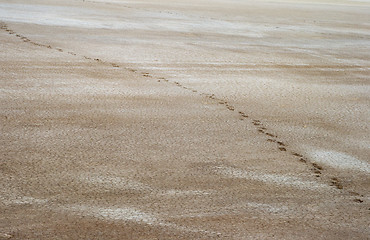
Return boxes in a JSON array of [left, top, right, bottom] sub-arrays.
[[0, 0, 369, 239]]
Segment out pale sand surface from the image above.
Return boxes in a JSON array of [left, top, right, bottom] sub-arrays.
[[0, 0, 369, 239]]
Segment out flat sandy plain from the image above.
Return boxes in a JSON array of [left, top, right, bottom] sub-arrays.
[[0, 0, 369, 239]]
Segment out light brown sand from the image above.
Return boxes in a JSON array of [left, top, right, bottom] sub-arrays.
[[0, 0, 369, 239]]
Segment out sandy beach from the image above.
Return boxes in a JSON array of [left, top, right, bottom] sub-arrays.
[[0, 0, 369, 239]]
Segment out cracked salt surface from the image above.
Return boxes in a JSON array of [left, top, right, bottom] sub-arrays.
[[309, 150, 370, 173]]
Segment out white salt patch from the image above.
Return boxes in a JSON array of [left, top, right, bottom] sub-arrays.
[[79, 174, 152, 191], [215, 166, 328, 190], [2, 196, 48, 205], [0, 3, 264, 37], [162, 190, 213, 196], [246, 202, 290, 214], [63, 203, 221, 236], [0, 233, 13, 239], [309, 150, 370, 173], [65, 204, 157, 224]]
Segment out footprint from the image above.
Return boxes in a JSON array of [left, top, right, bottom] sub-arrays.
[[292, 152, 303, 158], [349, 191, 363, 197], [330, 177, 343, 190], [312, 163, 323, 170], [278, 147, 287, 152], [353, 198, 363, 203], [265, 133, 276, 138], [238, 111, 247, 117], [142, 73, 151, 77], [252, 120, 261, 126], [226, 105, 235, 111]]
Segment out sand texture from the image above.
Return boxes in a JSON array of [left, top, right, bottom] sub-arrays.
[[0, 0, 369, 239]]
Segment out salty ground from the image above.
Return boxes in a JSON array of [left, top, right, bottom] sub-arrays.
[[0, 0, 369, 239]]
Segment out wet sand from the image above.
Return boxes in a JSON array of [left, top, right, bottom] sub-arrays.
[[0, 0, 369, 239]]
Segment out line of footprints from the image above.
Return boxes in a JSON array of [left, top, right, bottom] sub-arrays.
[[1, 22, 365, 205]]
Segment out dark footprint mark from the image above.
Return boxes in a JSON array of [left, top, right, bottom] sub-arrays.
[[142, 73, 151, 77], [291, 152, 307, 163], [265, 132, 276, 137], [94, 58, 101, 62], [276, 141, 286, 146], [68, 52, 77, 56], [292, 152, 303, 157], [56, 48, 63, 52], [312, 163, 323, 171], [238, 111, 248, 118], [267, 139, 276, 143], [226, 105, 235, 111], [330, 177, 343, 190], [353, 199, 363, 203], [252, 120, 261, 126], [278, 147, 287, 152], [258, 129, 265, 133], [349, 191, 363, 197]]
